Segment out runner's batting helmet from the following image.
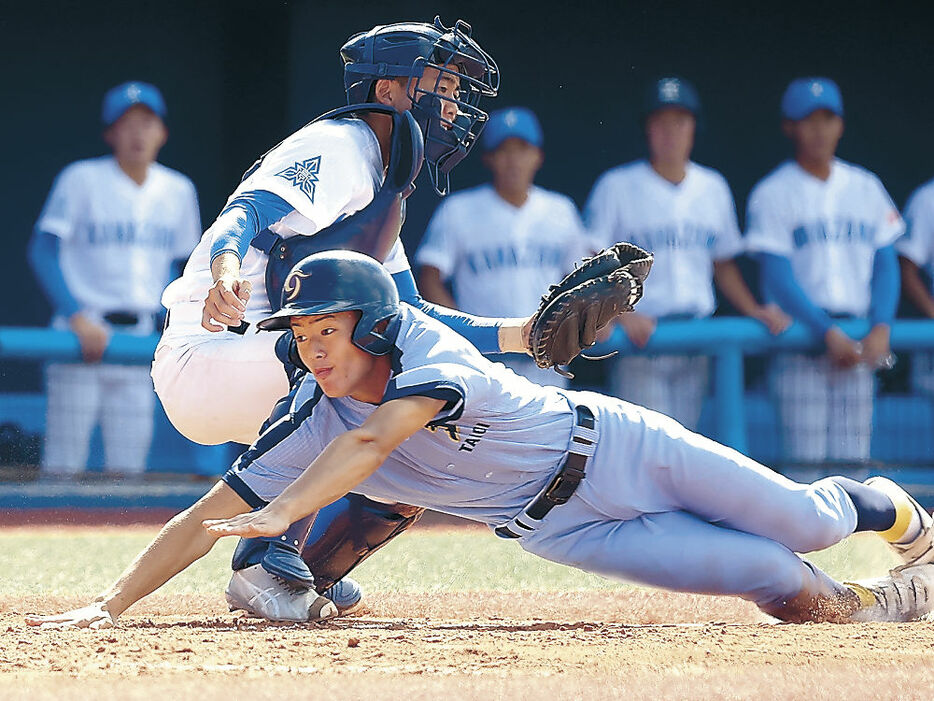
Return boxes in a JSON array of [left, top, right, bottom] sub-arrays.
[[257, 251, 401, 356]]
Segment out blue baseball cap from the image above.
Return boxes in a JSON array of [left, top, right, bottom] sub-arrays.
[[644, 76, 701, 117], [781, 77, 843, 121], [481, 107, 544, 153], [101, 81, 166, 126]]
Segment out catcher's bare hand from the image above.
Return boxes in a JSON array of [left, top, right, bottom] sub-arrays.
[[202, 275, 252, 332], [619, 312, 657, 349], [25, 601, 115, 630], [69, 313, 111, 363], [203, 507, 290, 539], [824, 326, 862, 368], [752, 304, 792, 336]]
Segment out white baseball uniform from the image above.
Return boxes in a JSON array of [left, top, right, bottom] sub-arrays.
[[224, 303, 862, 615], [415, 183, 589, 386], [584, 160, 743, 429], [745, 158, 904, 462], [154, 117, 414, 445], [895, 177, 934, 395], [35, 155, 201, 474]]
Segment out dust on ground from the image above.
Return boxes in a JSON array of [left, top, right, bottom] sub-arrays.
[[4, 590, 934, 700]]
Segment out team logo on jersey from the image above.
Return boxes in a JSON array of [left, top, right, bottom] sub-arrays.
[[276, 156, 321, 202], [284, 269, 312, 302]]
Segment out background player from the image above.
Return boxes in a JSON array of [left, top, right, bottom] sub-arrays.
[[416, 107, 590, 386], [26, 250, 934, 629], [895, 177, 934, 397], [585, 77, 789, 430], [745, 77, 903, 464], [28, 81, 201, 477], [152, 18, 534, 449]]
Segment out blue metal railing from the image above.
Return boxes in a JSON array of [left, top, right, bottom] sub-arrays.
[[5, 319, 934, 454]]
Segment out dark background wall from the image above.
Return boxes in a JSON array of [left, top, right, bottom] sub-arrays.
[[3, 0, 934, 383]]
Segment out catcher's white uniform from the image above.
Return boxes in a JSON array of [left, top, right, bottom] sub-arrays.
[[154, 117, 412, 445]]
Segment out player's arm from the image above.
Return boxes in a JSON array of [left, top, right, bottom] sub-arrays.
[[204, 396, 445, 538], [862, 245, 900, 365], [25, 481, 250, 628], [417, 265, 458, 308], [391, 268, 531, 355], [899, 255, 934, 318], [713, 258, 791, 335], [202, 190, 292, 331], [757, 252, 861, 367], [27, 230, 110, 362]]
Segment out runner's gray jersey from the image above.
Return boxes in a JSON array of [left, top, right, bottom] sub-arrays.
[[231, 304, 576, 524]]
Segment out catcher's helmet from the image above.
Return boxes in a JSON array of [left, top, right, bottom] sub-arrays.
[[340, 16, 499, 195], [257, 251, 401, 356]]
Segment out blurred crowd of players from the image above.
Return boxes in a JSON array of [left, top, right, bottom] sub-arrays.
[[20, 76, 934, 477]]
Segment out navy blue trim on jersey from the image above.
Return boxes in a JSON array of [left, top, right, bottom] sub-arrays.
[[382, 378, 465, 425], [28, 230, 81, 317], [222, 472, 269, 508], [209, 189, 293, 264], [221, 381, 325, 505], [870, 245, 899, 327], [390, 269, 501, 354], [758, 252, 834, 336]]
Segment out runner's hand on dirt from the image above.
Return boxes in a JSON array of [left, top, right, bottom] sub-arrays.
[[25, 601, 115, 629]]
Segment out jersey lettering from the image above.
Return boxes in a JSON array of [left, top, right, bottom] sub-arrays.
[[457, 422, 491, 452]]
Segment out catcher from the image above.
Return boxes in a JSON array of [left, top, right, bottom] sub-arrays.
[[27, 251, 934, 628]]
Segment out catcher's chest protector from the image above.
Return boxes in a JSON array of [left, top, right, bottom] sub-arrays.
[[251, 104, 425, 311]]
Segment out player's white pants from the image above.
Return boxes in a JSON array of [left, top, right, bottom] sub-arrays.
[[152, 329, 289, 446], [519, 390, 859, 612], [770, 354, 874, 463], [42, 362, 155, 475], [611, 354, 708, 430]]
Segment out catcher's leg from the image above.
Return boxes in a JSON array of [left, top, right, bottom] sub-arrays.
[[300, 493, 425, 591], [230, 494, 424, 615]]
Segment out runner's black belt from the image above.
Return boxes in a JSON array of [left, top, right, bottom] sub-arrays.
[[494, 405, 596, 539]]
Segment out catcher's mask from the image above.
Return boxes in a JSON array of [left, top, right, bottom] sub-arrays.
[[340, 16, 499, 195], [258, 251, 401, 357]]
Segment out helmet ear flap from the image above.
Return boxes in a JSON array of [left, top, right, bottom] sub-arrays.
[[353, 314, 401, 356]]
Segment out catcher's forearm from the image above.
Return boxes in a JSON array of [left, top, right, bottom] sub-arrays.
[[497, 319, 533, 354], [210, 251, 242, 283]]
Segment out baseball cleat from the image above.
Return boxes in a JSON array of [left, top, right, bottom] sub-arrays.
[[323, 577, 365, 615], [225, 564, 338, 622], [865, 476, 934, 566], [844, 563, 934, 622]]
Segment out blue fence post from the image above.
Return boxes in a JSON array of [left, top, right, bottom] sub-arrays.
[[713, 346, 746, 453]]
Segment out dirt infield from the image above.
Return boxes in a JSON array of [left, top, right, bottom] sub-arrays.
[[4, 590, 934, 700]]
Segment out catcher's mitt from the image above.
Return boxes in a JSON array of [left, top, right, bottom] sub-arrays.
[[528, 242, 653, 374]]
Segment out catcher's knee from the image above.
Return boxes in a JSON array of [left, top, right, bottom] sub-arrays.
[[301, 493, 424, 592]]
